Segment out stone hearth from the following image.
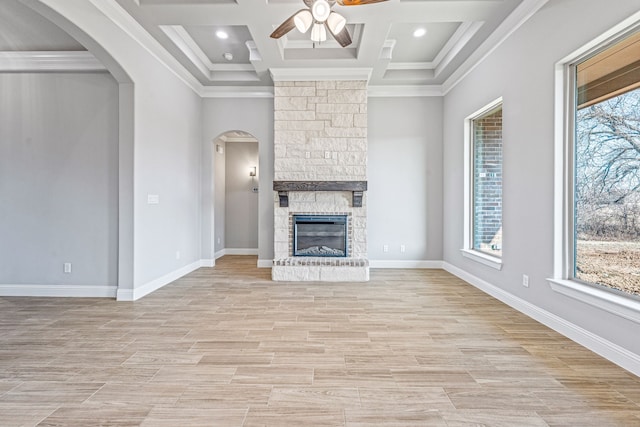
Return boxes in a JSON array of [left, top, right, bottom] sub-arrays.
[[272, 80, 368, 282]]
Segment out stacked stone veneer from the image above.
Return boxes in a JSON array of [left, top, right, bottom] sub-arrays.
[[272, 80, 369, 282]]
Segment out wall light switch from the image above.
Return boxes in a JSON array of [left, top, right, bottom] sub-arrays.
[[63, 263, 72, 273], [400, 245, 406, 253], [147, 194, 159, 204], [324, 151, 331, 159]]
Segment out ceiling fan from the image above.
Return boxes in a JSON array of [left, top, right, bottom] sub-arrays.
[[270, 0, 388, 48]]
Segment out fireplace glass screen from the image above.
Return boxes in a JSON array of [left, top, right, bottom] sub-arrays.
[[293, 215, 347, 257]]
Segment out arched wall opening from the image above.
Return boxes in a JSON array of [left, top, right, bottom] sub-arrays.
[[201, 97, 274, 268], [0, 1, 134, 297]]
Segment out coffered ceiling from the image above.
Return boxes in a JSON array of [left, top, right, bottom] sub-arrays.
[[2, 0, 541, 94]]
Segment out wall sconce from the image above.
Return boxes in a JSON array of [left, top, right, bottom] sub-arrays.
[[249, 166, 258, 193]]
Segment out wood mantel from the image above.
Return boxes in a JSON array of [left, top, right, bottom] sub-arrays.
[[273, 181, 368, 208]]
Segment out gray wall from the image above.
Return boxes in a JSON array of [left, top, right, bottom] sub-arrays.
[[225, 141, 259, 249], [443, 0, 640, 355], [201, 98, 274, 263], [214, 139, 226, 253], [0, 72, 118, 286], [368, 96, 443, 261]]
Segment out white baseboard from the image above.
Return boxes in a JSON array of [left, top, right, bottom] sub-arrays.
[[200, 259, 215, 268], [215, 248, 258, 259], [225, 248, 259, 255], [117, 260, 203, 302], [257, 259, 273, 268], [442, 262, 640, 377], [369, 260, 444, 269], [0, 284, 117, 298]]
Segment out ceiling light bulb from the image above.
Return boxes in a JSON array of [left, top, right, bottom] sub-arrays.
[[294, 10, 313, 33], [311, 0, 331, 23], [310, 22, 327, 42], [413, 28, 427, 38], [223, 52, 233, 61], [326, 12, 346, 34], [216, 30, 229, 39]]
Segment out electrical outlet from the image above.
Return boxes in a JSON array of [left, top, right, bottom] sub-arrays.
[[400, 244, 406, 253], [305, 151, 311, 159], [63, 263, 72, 273], [176, 251, 181, 260], [383, 244, 389, 253], [522, 274, 529, 287], [324, 151, 331, 159], [217, 237, 221, 245]]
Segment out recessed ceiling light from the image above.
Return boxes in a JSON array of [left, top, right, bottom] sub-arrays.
[[413, 28, 427, 38], [216, 30, 229, 40], [223, 52, 233, 61]]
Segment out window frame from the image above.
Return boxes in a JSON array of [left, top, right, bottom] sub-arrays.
[[462, 97, 504, 270], [549, 15, 640, 324]]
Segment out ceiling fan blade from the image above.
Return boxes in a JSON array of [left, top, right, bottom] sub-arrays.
[[327, 23, 352, 47], [270, 10, 306, 39], [336, 0, 388, 5]]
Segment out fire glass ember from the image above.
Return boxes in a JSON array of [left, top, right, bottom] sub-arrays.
[[293, 215, 347, 257]]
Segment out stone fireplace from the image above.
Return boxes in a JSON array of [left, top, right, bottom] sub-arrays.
[[272, 79, 369, 281]]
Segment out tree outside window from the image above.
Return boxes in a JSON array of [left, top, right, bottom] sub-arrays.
[[574, 31, 640, 297]]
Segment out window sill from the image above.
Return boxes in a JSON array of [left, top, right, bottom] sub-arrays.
[[460, 249, 503, 270], [548, 279, 640, 325]]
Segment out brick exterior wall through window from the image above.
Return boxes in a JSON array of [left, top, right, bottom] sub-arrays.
[[473, 107, 502, 256]]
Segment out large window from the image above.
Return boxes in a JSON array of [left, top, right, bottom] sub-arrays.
[[574, 31, 640, 298], [463, 98, 503, 269], [551, 22, 640, 320]]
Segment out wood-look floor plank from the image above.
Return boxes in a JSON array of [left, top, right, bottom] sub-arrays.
[[0, 255, 638, 426]]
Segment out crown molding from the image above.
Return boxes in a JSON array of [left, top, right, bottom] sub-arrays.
[[200, 85, 274, 98], [160, 25, 212, 81], [88, 0, 203, 94], [270, 67, 372, 82], [442, 0, 550, 94], [368, 85, 443, 98], [0, 51, 106, 72]]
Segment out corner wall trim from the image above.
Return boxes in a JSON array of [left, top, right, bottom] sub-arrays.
[[369, 260, 444, 269], [257, 259, 274, 268], [442, 262, 640, 377], [200, 259, 215, 268], [117, 260, 202, 301], [0, 284, 117, 298]]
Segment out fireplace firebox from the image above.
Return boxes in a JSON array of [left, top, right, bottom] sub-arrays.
[[293, 215, 347, 257]]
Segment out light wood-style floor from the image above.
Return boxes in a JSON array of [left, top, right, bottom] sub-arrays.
[[1, 256, 639, 426]]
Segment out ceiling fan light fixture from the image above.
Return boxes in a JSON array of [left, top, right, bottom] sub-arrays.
[[326, 12, 346, 34], [310, 22, 327, 42], [311, 0, 331, 22], [294, 10, 313, 33]]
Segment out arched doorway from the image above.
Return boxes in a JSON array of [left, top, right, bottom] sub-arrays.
[[213, 131, 259, 258]]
